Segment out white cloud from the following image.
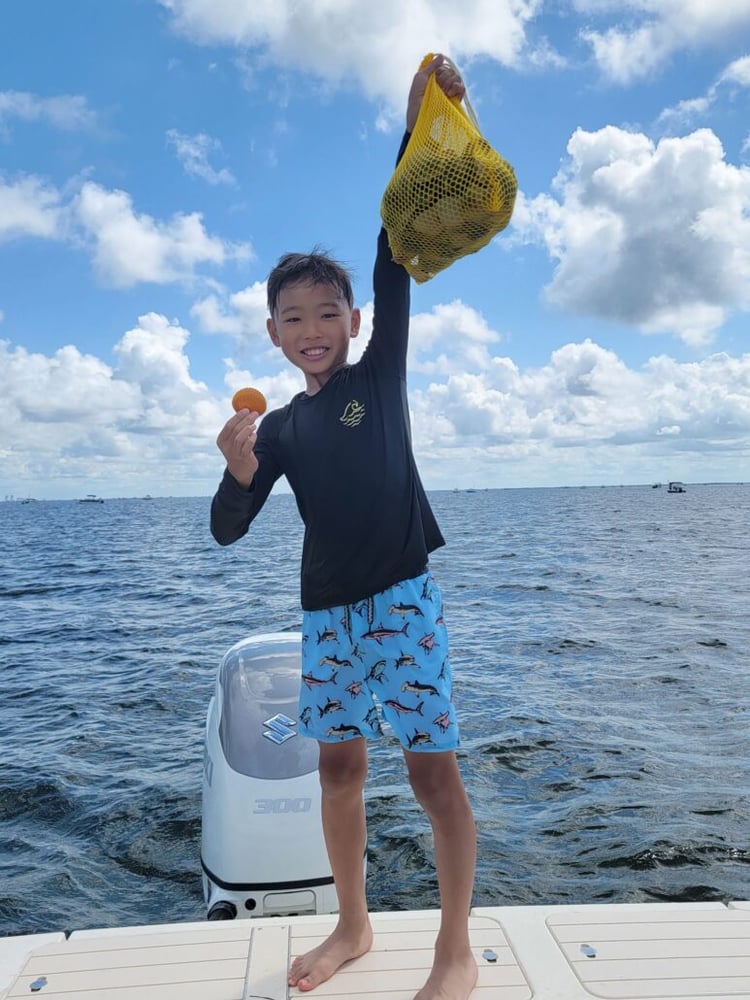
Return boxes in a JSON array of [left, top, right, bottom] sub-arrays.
[[0, 173, 251, 286], [0, 91, 97, 134], [73, 182, 252, 287], [3, 308, 748, 496], [0, 308, 313, 496], [656, 96, 712, 132], [191, 281, 268, 338], [114, 313, 207, 401], [0, 174, 64, 242], [409, 341, 750, 487], [166, 129, 236, 185], [0, 318, 226, 493], [718, 53, 750, 88], [574, 1, 750, 83], [409, 301, 502, 375], [511, 126, 750, 345], [658, 54, 750, 131], [159, 0, 543, 114], [1, 342, 137, 427]]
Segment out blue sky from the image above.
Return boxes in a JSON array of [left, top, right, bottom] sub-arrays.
[[1, 0, 749, 499]]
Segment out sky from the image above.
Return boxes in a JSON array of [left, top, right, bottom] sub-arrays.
[[1, 0, 749, 499]]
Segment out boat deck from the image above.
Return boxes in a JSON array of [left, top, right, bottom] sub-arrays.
[[2, 900, 749, 999]]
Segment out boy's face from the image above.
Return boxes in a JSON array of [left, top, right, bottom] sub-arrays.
[[267, 281, 360, 394]]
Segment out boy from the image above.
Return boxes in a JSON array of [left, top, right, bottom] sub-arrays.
[[211, 55, 477, 1000]]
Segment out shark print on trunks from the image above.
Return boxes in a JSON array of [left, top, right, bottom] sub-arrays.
[[299, 569, 459, 751]]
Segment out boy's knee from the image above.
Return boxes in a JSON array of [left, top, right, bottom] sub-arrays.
[[408, 762, 451, 809], [318, 740, 368, 795], [406, 752, 469, 815]]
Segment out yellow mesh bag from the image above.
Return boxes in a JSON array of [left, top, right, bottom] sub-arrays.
[[381, 54, 518, 283]]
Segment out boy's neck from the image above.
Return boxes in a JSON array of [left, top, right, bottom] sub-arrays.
[[304, 362, 349, 395]]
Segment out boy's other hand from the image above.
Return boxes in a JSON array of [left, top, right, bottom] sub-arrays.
[[406, 54, 465, 132], [216, 410, 260, 489]]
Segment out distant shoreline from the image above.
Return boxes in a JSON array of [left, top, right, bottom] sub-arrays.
[[2, 481, 748, 504]]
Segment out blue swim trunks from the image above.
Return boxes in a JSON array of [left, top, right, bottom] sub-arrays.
[[299, 569, 459, 752]]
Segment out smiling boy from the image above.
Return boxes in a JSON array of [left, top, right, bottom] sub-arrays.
[[211, 55, 478, 1000]]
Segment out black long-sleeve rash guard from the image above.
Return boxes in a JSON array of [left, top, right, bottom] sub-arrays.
[[210, 133, 445, 611]]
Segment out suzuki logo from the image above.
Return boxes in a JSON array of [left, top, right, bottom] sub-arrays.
[[263, 713, 297, 744]]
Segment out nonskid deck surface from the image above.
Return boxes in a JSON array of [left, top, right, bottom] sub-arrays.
[[1, 913, 518, 1000], [541, 903, 750, 999], [2, 901, 749, 1000]]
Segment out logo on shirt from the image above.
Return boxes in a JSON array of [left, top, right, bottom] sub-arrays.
[[339, 400, 365, 427]]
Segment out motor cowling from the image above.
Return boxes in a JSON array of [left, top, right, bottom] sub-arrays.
[[201, 632, 339, 918]]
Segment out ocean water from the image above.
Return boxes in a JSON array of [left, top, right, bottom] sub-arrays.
[[1, 484, 749, 937]]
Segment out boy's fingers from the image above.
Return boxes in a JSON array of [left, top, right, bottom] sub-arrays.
[[228, 411, 258, 435], [434, 58, 465, 99], [217, 412, 257, 452], [236, 425, 257, 451], [407, 53, 462, 129]]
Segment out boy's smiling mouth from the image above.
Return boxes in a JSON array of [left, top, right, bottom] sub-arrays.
[[302, 346, 328, 358]]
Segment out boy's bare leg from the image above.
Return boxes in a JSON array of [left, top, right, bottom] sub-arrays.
[[288, 738, 373, 992], [404, 749, 478, 1000]]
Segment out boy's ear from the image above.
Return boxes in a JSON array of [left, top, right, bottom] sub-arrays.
[[267, 317, 281, 347], [350, 307, 361, 339]]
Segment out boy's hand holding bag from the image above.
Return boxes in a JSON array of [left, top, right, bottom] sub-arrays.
[[381, 53, 518, 283]]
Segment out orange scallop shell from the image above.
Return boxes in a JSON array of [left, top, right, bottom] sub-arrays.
[[231, 387, 267, 415]]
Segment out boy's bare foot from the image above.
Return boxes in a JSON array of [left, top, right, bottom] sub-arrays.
[[414, 950, 478, 1000], [288, 920, 373, 992]]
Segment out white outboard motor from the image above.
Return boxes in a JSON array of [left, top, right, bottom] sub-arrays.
[[201, 631, 338, 919]]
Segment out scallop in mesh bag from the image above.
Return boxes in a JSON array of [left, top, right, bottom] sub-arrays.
[[381, 54, 517, 283]]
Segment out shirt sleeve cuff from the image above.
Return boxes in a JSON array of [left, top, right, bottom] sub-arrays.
[[221, 467, 256, 499]]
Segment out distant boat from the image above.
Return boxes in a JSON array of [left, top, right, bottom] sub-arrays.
[[667, 481, 686, 493], [79, 494, 104, 503]]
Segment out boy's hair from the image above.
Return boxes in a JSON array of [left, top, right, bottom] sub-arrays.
[[266, 248, 354, 316]]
